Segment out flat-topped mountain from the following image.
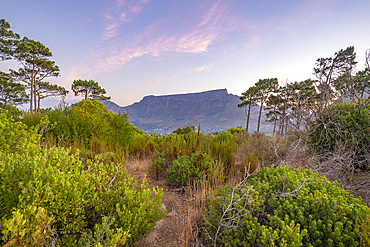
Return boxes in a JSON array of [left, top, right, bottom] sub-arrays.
[[100, 89, 272, 134]]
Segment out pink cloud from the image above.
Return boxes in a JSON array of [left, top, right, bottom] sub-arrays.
[[70, 1, 248, 79], [101, 0, 151, 41], [184, 63, 213, 74], [94, 1, 238, 71]]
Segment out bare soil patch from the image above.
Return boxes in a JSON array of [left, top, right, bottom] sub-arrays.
[[125, 157, 193, 247]]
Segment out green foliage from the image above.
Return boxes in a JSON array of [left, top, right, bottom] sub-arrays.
[[71, 79, 111, 100], [227, 126, 244, 135], [203, 166, 370, 246], [254, 78, 279, 132], [128, 130, 238, 175], [0, 104, 23, 121], [0, 71, 28, 108], [209, 131, 238, 172], [173, 125, 195, 135], [0, 109, 40, 154], [11, 36, 60, 112], [166, 152, 218, 188], [1, 204, 55, 246], [308, 101, 370, 169], [0, 143, 165, 245], [355, 213, 370, 247], [40, 99, 138, 148], [78, 217, 130, 247], [238, 86, 258, 133], [0, 117, 164, 245], [148, 151, 168, 179], [0, 19, 20, 60]]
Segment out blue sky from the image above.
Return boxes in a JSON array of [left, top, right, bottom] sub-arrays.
[[1, 0, 370, 107]]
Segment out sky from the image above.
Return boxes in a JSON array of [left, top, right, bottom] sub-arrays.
[[1, 0, 370, 107]]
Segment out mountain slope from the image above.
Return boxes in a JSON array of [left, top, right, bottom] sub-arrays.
[[101, 89, 272, 134]]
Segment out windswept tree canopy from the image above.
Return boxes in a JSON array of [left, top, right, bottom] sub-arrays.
[[238, 86, 258, 132], [0, 19, 20, 61], [35, 81, 68, 110], [0, 71, 28, 108], [71, 79, 111, 100], [10, 37, 60, 112]]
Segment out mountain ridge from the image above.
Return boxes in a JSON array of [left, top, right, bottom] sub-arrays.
[[100, 89, 272, 134]]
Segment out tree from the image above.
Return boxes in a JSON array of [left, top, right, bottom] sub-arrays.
[[238, 86, 258, 133], [35, 82, 68, 111], [0, 71, 28, 108], [12, 37, 60, 112], [255, 78, 278, 132], [0, 19, 20, 61], [71, 79, 111, 100], [333, 49, 370, 110], [314, 46, 357, 107], [288, 79, 318, 132], [265, 93, 284, 135]]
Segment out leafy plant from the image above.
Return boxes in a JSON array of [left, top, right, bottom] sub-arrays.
[[203, 165, 370, 246], [0, 122, 165, 245], [148, 151, 168, 179], [166, 152, 218, 188], [0, 109, 40, 154]]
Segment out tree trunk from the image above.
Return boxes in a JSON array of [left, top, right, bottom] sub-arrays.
[[34, 81, 37, 112], [257, 97, 263, 133], [245, 103, 251, 133], [37, 93, 40, 111], [30, 59, 35, 112]]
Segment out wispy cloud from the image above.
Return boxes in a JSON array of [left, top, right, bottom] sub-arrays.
[[70, 0, 244, 77], [101, 0, 150, 41], [184, 63, 213, 74]]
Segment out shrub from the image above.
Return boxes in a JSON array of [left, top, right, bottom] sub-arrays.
[[173, 125, 196, 135], [148, 151, 168, 179], [166, 152, 218, 188], [0, 142, 165, 245], [308, 101, 370, 169], [207, 131, 238, 173], [0, 110, 40, 154], [355, 213, 370, 247], [41, 99, 139, 149], [236, 131, 289, 167], [203, 165, 370, 246], [227, 126, 244, 135]]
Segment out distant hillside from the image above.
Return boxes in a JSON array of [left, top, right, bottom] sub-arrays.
[[100, 89, 272, 134]]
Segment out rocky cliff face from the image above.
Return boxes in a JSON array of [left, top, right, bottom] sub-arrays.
[[101, 89, 272, 134]]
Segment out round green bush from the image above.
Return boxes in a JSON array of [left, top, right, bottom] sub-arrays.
[[166, 152, 217, 188], [203, 165, 370, 247]]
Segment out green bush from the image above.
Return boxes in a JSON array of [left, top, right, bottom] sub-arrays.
[[203, 165, 370, 246], [0, 145, 165, 245], [148, 151, 168, 179], [166, 152, 218, 188], [227, 126, 244, 135], [33, 99, 140, 149], [0, 110, 40, 154], [0, 117, 165, 246], [309, 101, 370, 169], [173, 125, 195, 135]]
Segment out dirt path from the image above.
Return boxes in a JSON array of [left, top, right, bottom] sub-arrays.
[[125, 158, 191, 247]]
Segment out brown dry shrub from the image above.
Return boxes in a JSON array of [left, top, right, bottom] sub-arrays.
[[236, 132, 290, 168]]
